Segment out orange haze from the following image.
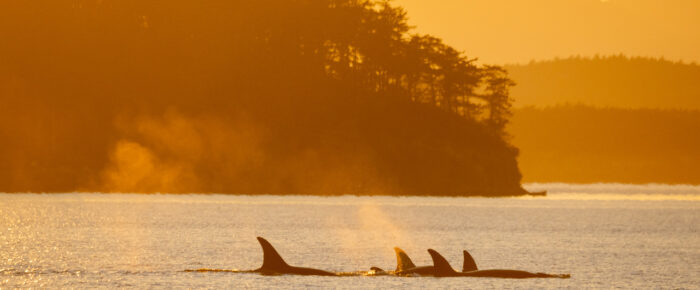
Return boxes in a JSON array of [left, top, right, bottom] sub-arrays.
[[396, 0, 700, 64]]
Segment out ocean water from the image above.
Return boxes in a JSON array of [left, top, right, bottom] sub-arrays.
[[1, 183, 699, 288]]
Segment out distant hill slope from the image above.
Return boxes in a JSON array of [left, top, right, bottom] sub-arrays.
[[508, 105, 700, 184], [505, 56, 700, 109]]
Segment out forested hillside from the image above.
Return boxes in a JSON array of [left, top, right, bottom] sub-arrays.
[[0, 1, 525, 195]]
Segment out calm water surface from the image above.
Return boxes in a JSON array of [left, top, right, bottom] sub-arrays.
[[1, 184, 699, 288]]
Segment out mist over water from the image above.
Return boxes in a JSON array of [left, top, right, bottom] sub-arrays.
[[2, 184, 698, 288]]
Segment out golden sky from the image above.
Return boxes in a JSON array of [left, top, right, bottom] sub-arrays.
[[395, 0, 700, 64]]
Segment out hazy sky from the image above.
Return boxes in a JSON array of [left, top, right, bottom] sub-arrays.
[[395, 0, 700, 64]]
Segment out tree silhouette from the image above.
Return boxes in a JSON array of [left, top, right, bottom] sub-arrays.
[[482, 65, 516, 135]]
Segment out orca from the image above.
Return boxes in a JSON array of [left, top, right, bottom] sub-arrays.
[[390, 247, 479, 276], [462, 250, 478, 272], [427, 249, 570, 279], [185, 237, 337, 275], [254, 237, 337, 276]]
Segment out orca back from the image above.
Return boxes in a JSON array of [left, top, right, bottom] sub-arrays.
[[256, 237, 290, 272], [462, 250, 478, 272], [427, 249, 457, 276], [393, 247, 417, 272]]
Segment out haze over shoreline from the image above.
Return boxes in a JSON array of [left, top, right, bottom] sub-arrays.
[[505, 56, 700, 185]]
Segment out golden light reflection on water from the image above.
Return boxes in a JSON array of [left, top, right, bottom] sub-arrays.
[[329, 218, 363, 266], [2, 190, 699, 288]]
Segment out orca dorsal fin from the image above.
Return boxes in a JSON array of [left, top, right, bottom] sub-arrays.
[[257, 237, 290, 272], [427, 249, 457, 276], [462, 250, 478, 272], [393, 247, 417, 271]]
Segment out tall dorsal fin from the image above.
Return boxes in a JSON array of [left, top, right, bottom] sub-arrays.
[[393, 247, 417, 271], [257, 237, 290, 272], [427, 249, 457, 276], [462, 250, 478, 272]]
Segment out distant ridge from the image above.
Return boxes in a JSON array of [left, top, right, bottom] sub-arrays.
[[505, 55, 700, 109]]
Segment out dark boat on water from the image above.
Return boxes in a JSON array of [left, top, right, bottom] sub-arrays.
[[527, 190, 547, 196]]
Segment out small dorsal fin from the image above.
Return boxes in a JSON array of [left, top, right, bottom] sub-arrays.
[[393, 247, 417, 271], [427, 249, 457, 276], [257, 237, 290, 272], [462, 250, 478, 272]]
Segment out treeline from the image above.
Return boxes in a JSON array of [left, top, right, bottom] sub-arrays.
[[505, 55, 700, 109], [509, 105, 700, 184], [0, 0, 524, 195]]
